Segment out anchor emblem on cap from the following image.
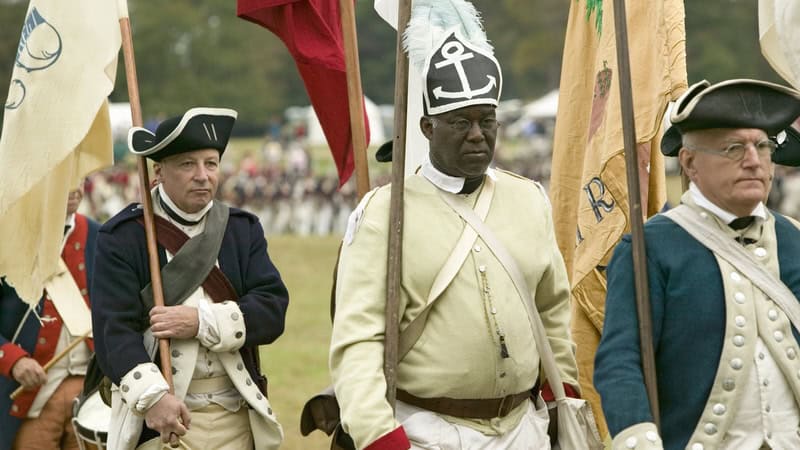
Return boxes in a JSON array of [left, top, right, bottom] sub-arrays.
[[432, 40, 497, 100]]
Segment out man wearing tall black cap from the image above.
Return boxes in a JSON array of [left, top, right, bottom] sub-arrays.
[[595, 79, 800, 450], [328, 2, 581, 449], [91, 108, 288, 450]]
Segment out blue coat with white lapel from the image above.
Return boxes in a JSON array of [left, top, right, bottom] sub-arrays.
[[594, 211, 800, 450], [91, 203, 289, 447]]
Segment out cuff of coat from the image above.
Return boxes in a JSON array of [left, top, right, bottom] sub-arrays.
[[0, 343, 29, 378], [198, 301, 246, 352], [119, 362, 169, 414], [612, 422, 662, 450], [364, 426, 410, 450], [540, 382, 580, 402]]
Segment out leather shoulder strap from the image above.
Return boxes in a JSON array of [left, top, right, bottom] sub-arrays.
[[138, 202, 237, 310], [438, 187, 569, 401], [664, 205, 800, 332], [397, 178, 495, 360]]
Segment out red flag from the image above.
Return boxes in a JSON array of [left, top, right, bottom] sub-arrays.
[[238, 0, 370, 186]]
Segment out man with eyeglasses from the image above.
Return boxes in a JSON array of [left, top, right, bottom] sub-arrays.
[[328, 10, 580, 450], [595, 79, 800, 450]]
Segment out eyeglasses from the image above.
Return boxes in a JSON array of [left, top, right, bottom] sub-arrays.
[[685, 139, 777, 161], [433, 117, 501, 134]]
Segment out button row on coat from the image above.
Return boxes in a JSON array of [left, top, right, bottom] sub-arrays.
[[624, 431, 660, 448]]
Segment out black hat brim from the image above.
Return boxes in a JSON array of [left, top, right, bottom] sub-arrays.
[[661, 124, 800, 167], [671, 79, 800, 135], [128, 107, 237, 161], [773, 126, 800, 167], [660, 125, 682, 157], [375, 140, 393, 163]]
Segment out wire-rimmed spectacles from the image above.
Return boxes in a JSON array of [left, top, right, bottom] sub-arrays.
[[433, 117, 501, 134], [685, 139, 777, 161]]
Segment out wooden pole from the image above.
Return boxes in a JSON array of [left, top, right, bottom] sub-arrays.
[[384, 0, 412, 410], [119, 16, 174, 393], [612, 0, 659, 427], [10, 331, 91, 400], [339, 0, 371, 200]]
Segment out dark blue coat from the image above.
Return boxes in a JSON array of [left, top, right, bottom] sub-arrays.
[[90, 203, 288, 395], [0, 216, 99, 450], [594, 213, 800, 450]]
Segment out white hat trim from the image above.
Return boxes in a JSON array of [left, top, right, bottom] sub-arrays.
[[670, 79, 800, 124], [127, 107, 237, 156], [422, 28, 502, 116]]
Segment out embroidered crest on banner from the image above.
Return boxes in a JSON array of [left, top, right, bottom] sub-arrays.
[[16, 7, 62, 73], [6, 7, 63, 110]]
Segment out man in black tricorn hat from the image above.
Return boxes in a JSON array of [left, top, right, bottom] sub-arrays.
[[91, 108, 289, 450], [595, 79, 800, 450], [328, 2, 582, 448]]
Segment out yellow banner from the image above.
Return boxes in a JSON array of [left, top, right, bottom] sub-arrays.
[[759, 0, 800, 90], [549, 0, 687, 437], [0, 0, 122, 303]]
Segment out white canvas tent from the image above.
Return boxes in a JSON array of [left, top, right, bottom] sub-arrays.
[[505, 90, 559, 138], [522, 89, 559, 119], [109, 102, 132, 142], [306, 96, 386, 148]]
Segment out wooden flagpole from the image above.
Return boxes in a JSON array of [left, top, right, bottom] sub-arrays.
[[612, 0, 660, 427], [339, 0, 371, 199], [119, 12, 174, 393], [9, 331, 91, 400], [384, 0, 412, 409]]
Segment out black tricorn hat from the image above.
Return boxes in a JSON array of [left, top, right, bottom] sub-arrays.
[[128, 107, 237, 161], [660, 79, 800, 166], [772, 126, 800, 166], [375, 140, 393, 163]]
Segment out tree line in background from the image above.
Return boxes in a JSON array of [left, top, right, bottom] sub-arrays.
[[0, 0, 785, 134]]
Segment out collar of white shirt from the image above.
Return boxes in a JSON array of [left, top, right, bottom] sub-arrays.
[[61, 213, 77, 253], [420, 159, 496, 194], [156, 184, 213, 223], [688, 182, 766, 225]]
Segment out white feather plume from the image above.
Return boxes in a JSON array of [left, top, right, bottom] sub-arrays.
[[402, 0, 493, 74]]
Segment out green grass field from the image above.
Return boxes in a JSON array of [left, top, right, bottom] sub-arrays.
[[259, 234, 342, 450]]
